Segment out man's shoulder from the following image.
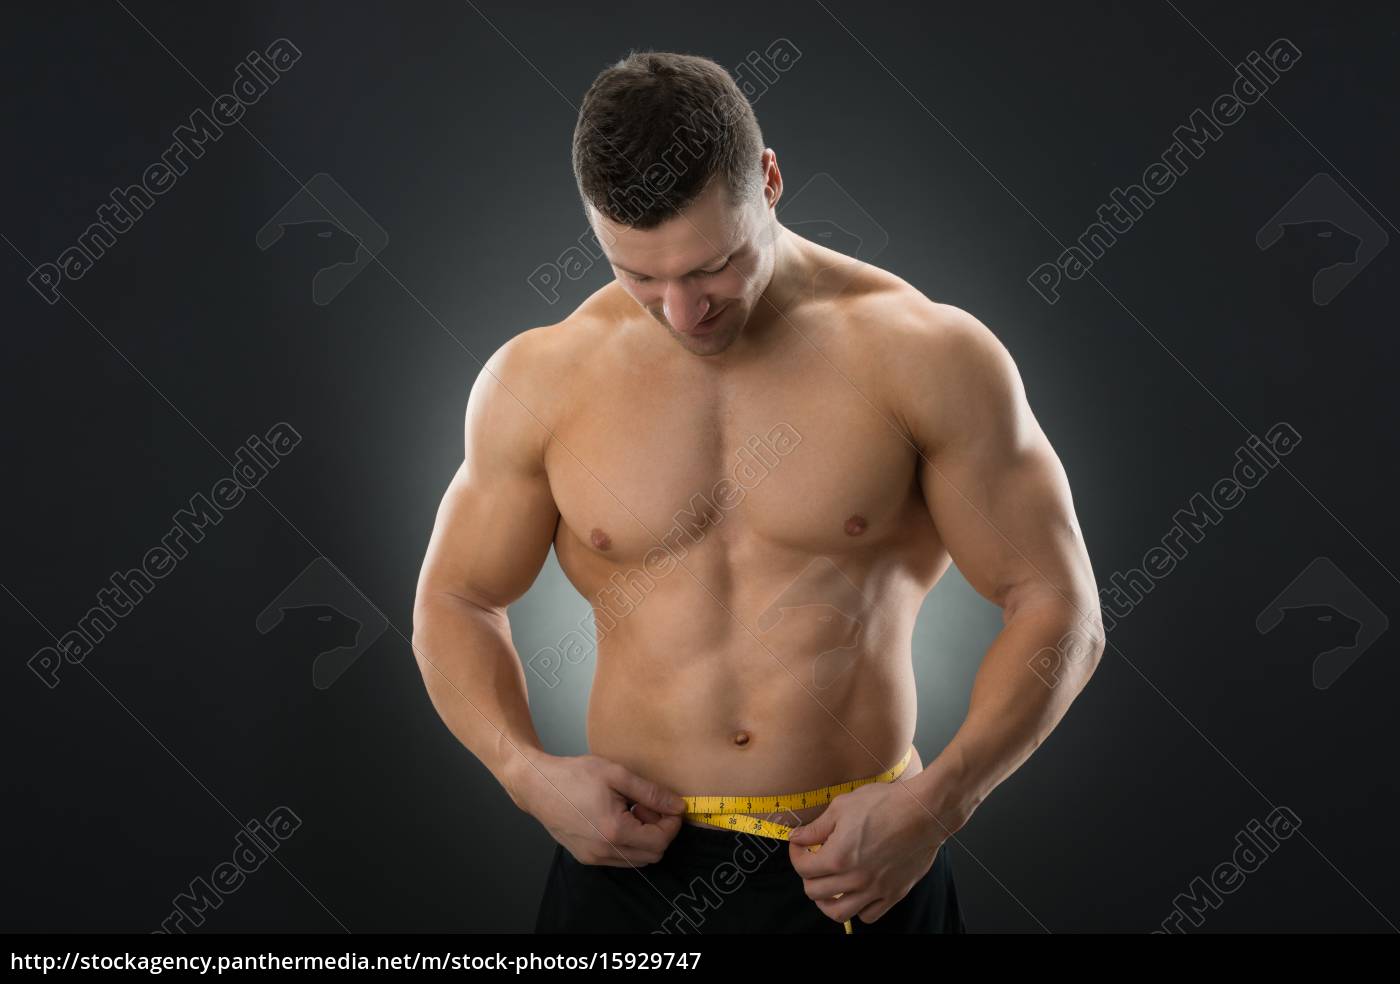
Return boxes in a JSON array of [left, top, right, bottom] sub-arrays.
[[823, 270, 1024, 449], [461, 297, 625, 466], [477, 285, 626, 405], [829, 270, 1011, 385]]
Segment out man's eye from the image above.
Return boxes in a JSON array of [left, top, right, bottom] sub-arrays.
[[628, 260, 726, 284]]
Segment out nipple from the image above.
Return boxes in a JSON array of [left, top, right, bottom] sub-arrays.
[[844, 514, 868, 536], [589, 528, 612, 551]]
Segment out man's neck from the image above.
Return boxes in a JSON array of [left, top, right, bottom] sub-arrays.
[[715, 223, 808, 362]]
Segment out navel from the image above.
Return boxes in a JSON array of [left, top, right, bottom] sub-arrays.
[[732, 730, 751, 747], [589, 527, 612, 551], [844, 514, 868, 536]]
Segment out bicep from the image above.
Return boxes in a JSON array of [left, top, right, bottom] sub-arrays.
[[416, 352, 560, 612], [913, 313, 1094, 613], [417, 458, 558, 611], [921, 425, 1087, 612]]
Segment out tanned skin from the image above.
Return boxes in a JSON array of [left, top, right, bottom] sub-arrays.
[[412, 148, 1104, 927]]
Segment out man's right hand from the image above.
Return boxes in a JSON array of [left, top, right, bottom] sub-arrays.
[[511, 751, 688, 867]]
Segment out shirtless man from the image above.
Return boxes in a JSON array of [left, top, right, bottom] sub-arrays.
[[411, 51, 1103, 934]]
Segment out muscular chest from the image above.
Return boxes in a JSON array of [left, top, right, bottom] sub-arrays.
[[545, 371, 920, 565]]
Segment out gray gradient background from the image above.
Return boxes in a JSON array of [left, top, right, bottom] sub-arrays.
[[3, 1, 1397, 932]]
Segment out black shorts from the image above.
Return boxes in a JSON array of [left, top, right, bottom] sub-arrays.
[[533, 820, 966, 934]]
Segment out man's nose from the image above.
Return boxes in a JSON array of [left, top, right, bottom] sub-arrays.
[[662, 283, 710, 332]]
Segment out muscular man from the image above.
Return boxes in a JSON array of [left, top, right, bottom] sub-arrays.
[[412, 51, 1103, 934]]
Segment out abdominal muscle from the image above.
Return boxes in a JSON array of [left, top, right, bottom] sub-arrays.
[[584, 599, 923, 832]]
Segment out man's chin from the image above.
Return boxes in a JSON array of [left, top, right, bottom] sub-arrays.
[[673, 327, 738, 355], [666, 312, 743, 355]]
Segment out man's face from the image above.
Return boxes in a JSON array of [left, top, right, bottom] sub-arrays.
[[592, 176, 774, 357]]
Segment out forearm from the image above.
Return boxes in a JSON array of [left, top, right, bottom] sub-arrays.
[[910, 590, 1103, 833], [410, 591, 547, 810]]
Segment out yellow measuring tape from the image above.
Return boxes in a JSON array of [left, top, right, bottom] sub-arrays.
[[680, 746, 914, 935]]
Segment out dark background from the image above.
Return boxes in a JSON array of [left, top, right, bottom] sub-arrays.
[[4, 1, 1397, 933]]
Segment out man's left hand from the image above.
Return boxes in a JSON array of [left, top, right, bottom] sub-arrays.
[[788, 777, 951, 927]]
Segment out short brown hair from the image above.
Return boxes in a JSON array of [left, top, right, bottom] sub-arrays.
[[572, 51, 765, 229]]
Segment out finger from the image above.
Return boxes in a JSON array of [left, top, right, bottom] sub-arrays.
[[789, 839, 844, 878], [788, 809, 837, 846], [801, 872, 865, 900], [629, 810, 682, 840], [855, 898, 892, 924], [814, 889, 877, 925], [607, 804, 683, 854], [630, 802, 663, 824], [610, 766, 688, 815], [591, 816, 671, 865]]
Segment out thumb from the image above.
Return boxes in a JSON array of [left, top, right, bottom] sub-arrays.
[[788, 808, 837, 846], [611, 767, 687, 815], [629, 802, 663, 824]]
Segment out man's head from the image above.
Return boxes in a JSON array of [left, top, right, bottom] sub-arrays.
[[572, 51, 783, 356]]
